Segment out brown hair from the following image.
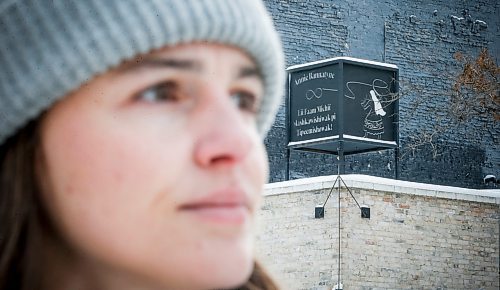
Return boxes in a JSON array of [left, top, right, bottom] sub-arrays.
[[0, 119, 45, 290], [0, 120, 279, 290], [241, 262, 280, 290]]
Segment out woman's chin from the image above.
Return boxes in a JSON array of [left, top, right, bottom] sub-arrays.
[[206, 258, 254, 290], [177, 246, 254, 289], [141, 245, 255, 290]]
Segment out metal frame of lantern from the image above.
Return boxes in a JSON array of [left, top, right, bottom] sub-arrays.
[[285, 57, 399, 176]]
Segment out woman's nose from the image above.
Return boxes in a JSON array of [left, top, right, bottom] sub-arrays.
[[193, 92, 253, 168]]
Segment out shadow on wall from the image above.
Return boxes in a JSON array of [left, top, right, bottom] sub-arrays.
[[399, 141, 486, 189], [270, 142, 490, 190]]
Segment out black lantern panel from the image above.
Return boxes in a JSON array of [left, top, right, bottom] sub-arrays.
[[287, 57, 399, 155]]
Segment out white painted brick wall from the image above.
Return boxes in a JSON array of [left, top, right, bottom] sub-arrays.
[[255, 175, 500, 290]]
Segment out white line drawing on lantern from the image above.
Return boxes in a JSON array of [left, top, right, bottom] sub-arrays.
[[369, 89, 386, 117], [345, 79, 396, 139], [306, 87, 338, 100]]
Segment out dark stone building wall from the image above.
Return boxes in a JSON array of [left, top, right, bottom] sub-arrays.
[[263, 0, 499, 189]]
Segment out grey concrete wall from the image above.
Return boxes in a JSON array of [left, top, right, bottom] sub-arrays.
[[255, 175, 500, 290], [262, 0, 500, 189]]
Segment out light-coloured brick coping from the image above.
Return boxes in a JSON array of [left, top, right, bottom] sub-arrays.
[[264, 174, 500, 204]]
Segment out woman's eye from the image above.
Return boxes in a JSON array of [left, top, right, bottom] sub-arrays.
[[230, 91, 259, 113], [135, 81, 180, 103]]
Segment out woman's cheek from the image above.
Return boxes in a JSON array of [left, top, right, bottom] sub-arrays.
[[40, 103, 187, 247]]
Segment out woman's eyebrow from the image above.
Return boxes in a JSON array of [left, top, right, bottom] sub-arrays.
[[120, 57, 262, 81], [238, 67, 262, 80], [121, 58, 202, 74]]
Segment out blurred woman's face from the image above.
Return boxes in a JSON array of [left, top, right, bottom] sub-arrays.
[[39, 43, 268, 290]]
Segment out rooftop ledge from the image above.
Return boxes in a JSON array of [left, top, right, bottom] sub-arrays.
[[264, 175, 500, 205]]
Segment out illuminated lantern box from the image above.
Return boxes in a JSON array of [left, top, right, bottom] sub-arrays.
[[287, 57, 399, 156]]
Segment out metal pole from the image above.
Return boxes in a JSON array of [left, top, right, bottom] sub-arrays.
[[338, 141, 345, 175], [395, 147, 399, 180], [337, 163, 341, 288], [338, 177, 341, 288], [285, 148, 290, 181], [285, 73, 291, 181]]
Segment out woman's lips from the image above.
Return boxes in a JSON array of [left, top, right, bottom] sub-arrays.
[[180, 204, 249, 224], [178, 189, 251, 225]]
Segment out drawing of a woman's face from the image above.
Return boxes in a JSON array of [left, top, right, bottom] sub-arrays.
[[38, 43, 268, 289], [371, 79, 391, 98]]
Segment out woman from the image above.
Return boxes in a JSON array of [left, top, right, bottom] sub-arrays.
[[0, 1, 284, 289]]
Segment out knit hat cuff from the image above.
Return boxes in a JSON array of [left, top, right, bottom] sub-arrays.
[[0, 0, 284, 144]]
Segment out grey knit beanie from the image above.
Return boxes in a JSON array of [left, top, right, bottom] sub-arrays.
[[0, 0, 284, 145]]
